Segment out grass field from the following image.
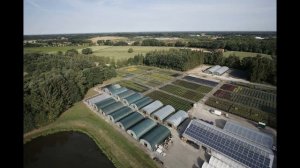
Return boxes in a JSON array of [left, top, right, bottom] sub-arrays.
[[24, 100, 158, 168], [92, 46, 174, 60], [24, 46, 110, 54], [223, 51, 271, 59]]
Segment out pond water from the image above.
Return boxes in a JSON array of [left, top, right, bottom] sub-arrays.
[[24, 131, 116, 168]]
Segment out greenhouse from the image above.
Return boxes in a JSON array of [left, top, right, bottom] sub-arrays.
[[107, 106, 134, 123], [116, 112, 144, 130], [130, 97, 154, 111], [127, 118, 157, 140], [141, 100, 164, 115], [122, 93, 144, 105], [140, 125, 171, 151], [165, 110, 188, 129], [115, 89, 136, 100], [93, 97, 117, 111], [86, 94, 110, 106], [100, 101, 125, 115], [206, 65, 221, 74], [152, 105, 175, 122]]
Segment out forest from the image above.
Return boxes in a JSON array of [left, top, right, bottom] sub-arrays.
[[24, 53, 116, 132]]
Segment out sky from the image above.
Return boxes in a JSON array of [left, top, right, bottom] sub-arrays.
[[24, 0, 276, 35]]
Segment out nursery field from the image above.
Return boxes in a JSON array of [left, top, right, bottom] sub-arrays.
[[117, 80, 150, 93], [172, 80, 213, 93], [183, 76, 218, 87], [146, 90, 193, 111], [160, 84, 204, 102]]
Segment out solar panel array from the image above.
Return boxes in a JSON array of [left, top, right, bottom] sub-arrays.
[[223, 121, 273, 149], [183, 120, 273, 168], [183, 76, 218, 87]]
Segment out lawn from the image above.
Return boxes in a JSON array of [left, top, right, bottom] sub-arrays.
[[24, 101, 158, 168], [92, 46, 175, 60], [223, 51, 271, 59]]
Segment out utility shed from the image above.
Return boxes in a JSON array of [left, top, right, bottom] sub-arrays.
[[152, 105, 175, 122], [127, 118, 157, 140], [107, 106, 134, 123], [86, 94, 110, 106], [122, 93, 144, 105], [209, 156, 231, 168], [100, 101, 125, 115], [93, 97, 117, 111], [116, 112, 144, 130], [165, 110, 189, 129], [140, 125, 171, 151], [213, 66, 229, 76], [207, 65, 221, 74], [115, 90, 136, 100], [141, 100, 164, 115], [130, 97, 154, 110], [201, 162, 216, 168]]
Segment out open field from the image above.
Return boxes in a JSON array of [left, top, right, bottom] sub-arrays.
[[24, 46, 87, 54], [146, 90, 193, 111], [223, 51, 271, 59], [92, 46, 174, 60], [24, 101, 158, 168], [89, 36, 129, 43]]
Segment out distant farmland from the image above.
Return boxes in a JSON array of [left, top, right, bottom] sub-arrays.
[[223, 51, 271, 59]]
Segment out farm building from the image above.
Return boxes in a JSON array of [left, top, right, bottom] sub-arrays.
[[130, 97, 154, 111], [100, 101, 125, 115], [141, 100, 164, 115], [86, 94, 110, 106], [183, 119, 274, 168], [127, 118, 157, 140], [223, 121, 273, 149], [213, 66, 229, 76], [116, 112, 144, 130], [122, 93, 144, 105], [115, 89, 136, 100], [107, 106, 134, 123], [140, 125, 171, 151], [165, 110, 189, 129], [207, 156, 231, 168], [206, 65, 221, 74], [152, 105, 175, 122], [93, 97, 117, 111]]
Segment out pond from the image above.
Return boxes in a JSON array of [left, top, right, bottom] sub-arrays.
[[24, 131, 116, 168]]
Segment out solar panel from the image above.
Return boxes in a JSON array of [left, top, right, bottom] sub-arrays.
[[183, 120, 274, 168]]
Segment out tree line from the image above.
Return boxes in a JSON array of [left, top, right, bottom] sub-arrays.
[[24, 53, 116, 133]]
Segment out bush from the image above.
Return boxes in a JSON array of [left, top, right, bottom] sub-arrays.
[[128, 48, 134, 53]]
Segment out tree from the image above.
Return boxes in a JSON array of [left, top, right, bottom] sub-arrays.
[[175, 41, 185, 47], [114, 41, 128, 46], [133, 41, 140, 46], [128, 48, 134, 53], [82, 48, 93, 55], [224, 55, 241, 69], [97, 40, 105, 45]]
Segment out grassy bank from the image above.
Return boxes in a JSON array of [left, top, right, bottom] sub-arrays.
[[24, 101, 158, 168]]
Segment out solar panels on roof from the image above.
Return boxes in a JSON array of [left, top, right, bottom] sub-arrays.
[[223, 121, 273, 149], [183, 120, 274, 168]]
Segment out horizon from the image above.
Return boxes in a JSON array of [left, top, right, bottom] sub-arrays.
[[24, 30, 277, 36], [24, 0, 276, 35]]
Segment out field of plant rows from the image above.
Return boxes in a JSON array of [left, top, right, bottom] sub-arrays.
[[160, 84, 204, 102], [146, 90, 193, 111], [172, 80, 212, 93], [183, 76, 219, 87], [205, 96, 276, 128], [118, 80, 149, 92], [132, 72, 175, 87]]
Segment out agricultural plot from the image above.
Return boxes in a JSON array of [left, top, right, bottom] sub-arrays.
[[146, 90, 193, 111], [160, 84, 204, 102], [213, 89, 276, 113], [230, 82, 276, 94], [118, 80, 149, 93], [173, 80, 213, 93], [117, 66, 146, 77], [183, 76, 218, 87], [205, 97, 232, 112], [131, 72, 174, 88]]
